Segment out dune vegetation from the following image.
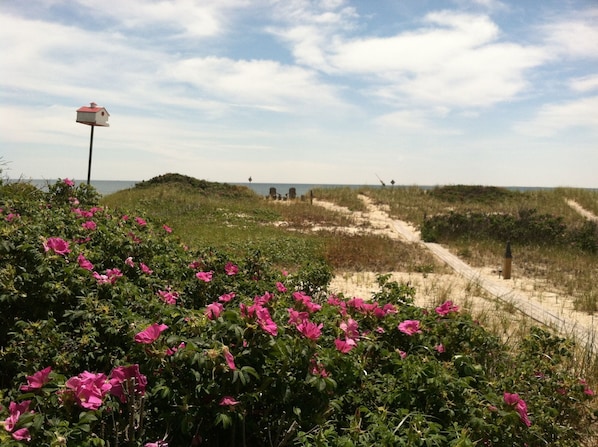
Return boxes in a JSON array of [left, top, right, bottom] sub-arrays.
[[1, 174, 596, 446]]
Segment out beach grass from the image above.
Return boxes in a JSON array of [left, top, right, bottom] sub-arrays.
[[359, 185, 598, 314], [102, 181, 598, 313]]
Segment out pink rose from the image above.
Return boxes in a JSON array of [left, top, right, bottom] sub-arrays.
[[196, 271, 213, 282], [219, 396, 240, 406], [20, 366, 52, 392], [43, 237, 70, 255], [64, 371, 111, 410], [135, 323, 169, 344], [398, 320, 422, 336], [109, 364, 147, 403], [77, 254, 94, 271], [224, 261, 239, 275]]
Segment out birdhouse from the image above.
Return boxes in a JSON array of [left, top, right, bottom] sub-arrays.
[[76, 102, 110, 127]]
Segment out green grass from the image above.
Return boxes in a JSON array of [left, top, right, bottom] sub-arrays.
[[103, 180, 598, 314], [101, 178, 441, 273]]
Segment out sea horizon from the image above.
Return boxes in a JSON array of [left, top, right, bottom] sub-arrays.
[[7, 178, 597, 197]]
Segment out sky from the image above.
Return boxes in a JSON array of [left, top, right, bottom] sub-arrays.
[[1, 0, 597, 187]]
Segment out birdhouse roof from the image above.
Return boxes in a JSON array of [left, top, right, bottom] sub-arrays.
[[76, 103, 110, 114]]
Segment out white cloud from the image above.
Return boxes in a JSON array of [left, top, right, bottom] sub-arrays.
[[266, 0, 358, 70], [0, 14, 168, 104], [373, 108, 462, 136], [326, 11, 548, 107], [540, 10, 598, 59], [514, 96, 598, 137], [168, 57, 345, 112], [70, 0, 249, 38], [374, 110, 429, 130], [570, 75, 598, 93], [329, 12, 499, 74], [454, 0, 509, 12]]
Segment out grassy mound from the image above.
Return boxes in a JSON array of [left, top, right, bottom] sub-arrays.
[[134, 173, 256, 199], [429, 185, 516, 203]]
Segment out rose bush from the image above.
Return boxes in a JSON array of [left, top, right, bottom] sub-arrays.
[[0, 179, 595, 446]]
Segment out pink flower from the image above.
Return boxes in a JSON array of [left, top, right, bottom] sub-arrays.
[[20, 366, 52, 392], [2, 400, 32, 434], [165, 342, 186, 356], [292, 291, 321, 313], [82, 220, 97, 230], [334, 338, 356, 353], [157, 289, 179, 305], [584, 387, 595, 396], [77, 254, 94, 271], [223, 348, 237, 370], [254, 292, 273, 305], [276, 282, 287, 293], [224, 262, 239, 275], [135, 323, 169, 344], [327, 295, 343, 306], [63, 178, 75, 187], [125, 256, 135, 267], [503, 392, 532, 427], [241, 302, 278, 336], [196, 271, 213, 282], [64, 371, 112, 410], [435, 300, 460, 316], [140, 263, 153, 275], [297, 321, 323, 340], [219, 292, 236, 302], [6, 213, 20, 222], [288, 308, 309, 325], [580, 379, 595, 396], [398, 320, 422, 336], [11, 427, 31, 441], [219, 396, 240, 407], [434, 343, 445, 353], [69, 196, 80, 206], [93, 268, 123, 284], [397, 349, 407, 359], [109, 364, 147, 403], [256, 307, 278, 336], [340, 318, 359, 339], [188, 260, 202, 270], [163, 224, 172, 233], [106, 268, 123, 279], [205, 302, 224, 320], [43, 237, 70, 255], [144, 441, 168, 447], [135, 217, 147, 226], [374, 303, 398, 318], [310, 359, 329, 377]]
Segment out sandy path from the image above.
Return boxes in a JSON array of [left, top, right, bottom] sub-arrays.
[[567, 200, 598, 222], [315, 196, 597, 352]]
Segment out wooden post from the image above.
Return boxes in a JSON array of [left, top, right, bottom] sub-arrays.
[[87, 125, 95, 185], [502, 241, 512, 280]]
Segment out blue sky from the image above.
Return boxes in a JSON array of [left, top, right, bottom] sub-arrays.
[[1, 0, 597, 187]]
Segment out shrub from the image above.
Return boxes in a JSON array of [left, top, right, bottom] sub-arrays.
[[421, 208, 598, 253]]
